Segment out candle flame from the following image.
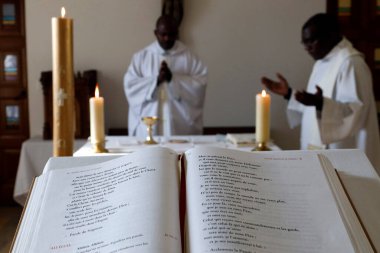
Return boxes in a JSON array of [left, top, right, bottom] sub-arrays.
[[61, 7, 66, 18], [95, 84, 100, 98], [261, 90, 267, 97]]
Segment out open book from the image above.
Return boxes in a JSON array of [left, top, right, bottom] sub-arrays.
[[11, 146, 375, 253]]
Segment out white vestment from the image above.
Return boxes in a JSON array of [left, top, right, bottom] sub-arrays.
[[287, 38, 380, 173], [124, 41, 208, 138]]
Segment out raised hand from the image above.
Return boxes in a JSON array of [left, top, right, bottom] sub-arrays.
[[295, 85, 323, 110], [261, 73, 289, 96]]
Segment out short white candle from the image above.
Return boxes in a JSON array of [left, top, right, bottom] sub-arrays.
[[89, 84, 105, 144], [256, 89, 271, 143]]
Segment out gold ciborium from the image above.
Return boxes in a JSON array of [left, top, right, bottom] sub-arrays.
[[142, 116, 159, 144]]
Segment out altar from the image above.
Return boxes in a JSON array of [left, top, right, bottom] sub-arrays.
[[74, 134, 280, 156]]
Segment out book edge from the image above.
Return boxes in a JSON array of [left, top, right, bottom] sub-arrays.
[[318, 154, 376, 253], [9, 177, 37, 253]]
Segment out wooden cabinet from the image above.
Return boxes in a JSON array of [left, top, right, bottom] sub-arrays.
[[327, 0, 380, 101], [40, 70, 97, 140], [0, 0, 28, 205]]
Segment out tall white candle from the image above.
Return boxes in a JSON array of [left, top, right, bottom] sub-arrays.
[[89, 84, 105, 144], [256, 90, 271, 143]]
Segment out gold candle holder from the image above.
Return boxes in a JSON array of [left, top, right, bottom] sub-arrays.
[[252, 142, 271, 151], [91, 140, 108, 153], [142, 116, 159, 145]]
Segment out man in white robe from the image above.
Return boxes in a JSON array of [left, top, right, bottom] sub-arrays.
[[124, 15, 208, 138], [262, 13, 380, 173]]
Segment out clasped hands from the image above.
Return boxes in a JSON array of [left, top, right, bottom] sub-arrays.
[[261, 73, 323, 111], [157, 61, 172, 86]]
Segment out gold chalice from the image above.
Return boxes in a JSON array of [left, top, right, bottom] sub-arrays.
[[142, 116, 159, 144]]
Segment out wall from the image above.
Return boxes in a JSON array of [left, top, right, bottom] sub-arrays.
[[25, 0, 324, 150]]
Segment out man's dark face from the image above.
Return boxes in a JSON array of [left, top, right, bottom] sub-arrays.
[[302, 25, 331, 60], [154, 22, 178, 51]]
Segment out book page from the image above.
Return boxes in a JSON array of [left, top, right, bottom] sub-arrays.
[[185, 147, 355, 253], [27, 147, 181, 253]]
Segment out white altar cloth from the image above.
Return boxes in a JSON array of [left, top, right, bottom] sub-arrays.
[[74, 135, 280, 156], [13, 136, 86, 206]]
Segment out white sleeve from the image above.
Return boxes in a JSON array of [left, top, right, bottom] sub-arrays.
[[319, 56, 371, 144], [124, 53, 158, 115], [166, 51, 208, 108], [286, 90, 304, 129]]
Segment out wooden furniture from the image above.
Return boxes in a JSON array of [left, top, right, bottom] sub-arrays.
[[0, 0, 29, 205], [108, 126, 255, 136], [162, 0, 183, 26], [40, 70, 97, 139], [327, 1, 380, 102]]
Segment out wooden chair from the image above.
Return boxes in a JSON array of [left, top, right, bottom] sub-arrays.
[[40, 70, 97, 139]]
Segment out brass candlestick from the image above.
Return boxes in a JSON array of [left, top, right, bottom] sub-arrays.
[[142, 116, 159, 145], [91, 140, 108, 153], [252, 142, 271, 151]]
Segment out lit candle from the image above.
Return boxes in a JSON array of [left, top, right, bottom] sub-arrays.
[[90, 84, 105, 144], [52, 7, 74, 156], [256, 90, 271, 144]]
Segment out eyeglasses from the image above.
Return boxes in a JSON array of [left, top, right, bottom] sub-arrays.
[[301, 37, 319, 46]]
